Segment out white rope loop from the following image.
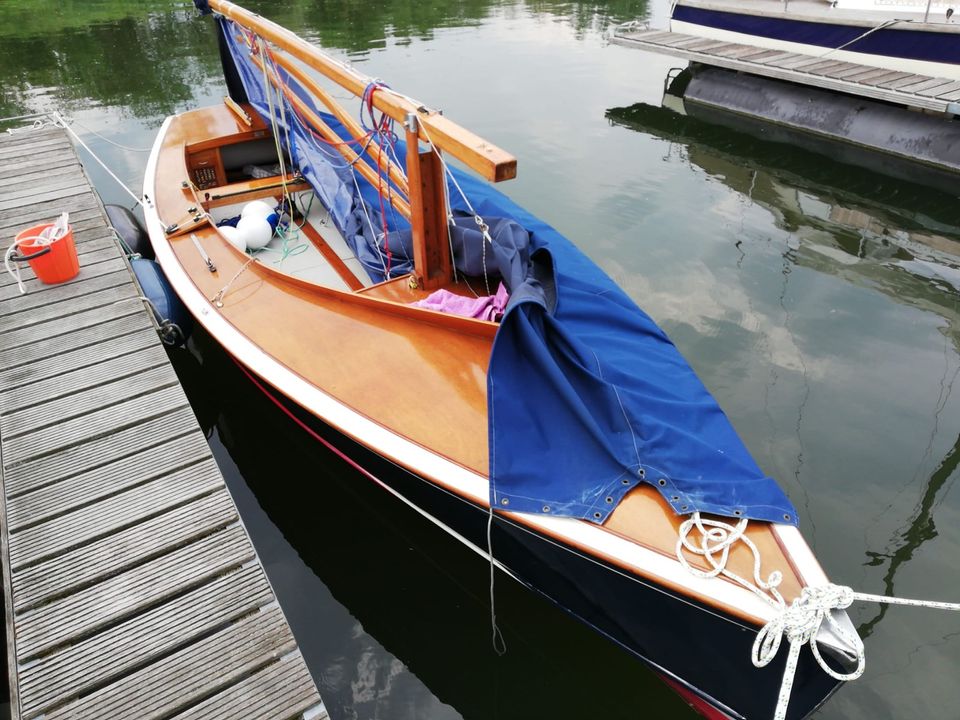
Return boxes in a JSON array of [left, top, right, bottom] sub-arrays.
[[677, 512, 960, 720], [677, 513, 784, 608]]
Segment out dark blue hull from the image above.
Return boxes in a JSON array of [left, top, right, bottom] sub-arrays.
[[240, 362, 843, 720], [672, 5, 960, 67]]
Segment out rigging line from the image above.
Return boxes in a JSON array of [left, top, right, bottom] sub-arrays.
[[677, 512, 960, 720], [52, 112, 142, 207], [374, 140, 392, 276], [818, 18, 907, 59], [487, 506, 508, 657], [257, 36, 291, 220], [61, 116, 153, 152], [351, 171, 389, 277]]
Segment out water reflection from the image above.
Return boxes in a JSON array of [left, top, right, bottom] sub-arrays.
[[0, 0, 647, 119], [859, 432, 960, 639], [168, 328, 696, 720], [0, 3, 218, 118], [605, 92, 960, 717], [605, 98, 960, 357]]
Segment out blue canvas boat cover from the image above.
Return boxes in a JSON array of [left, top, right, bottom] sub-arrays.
[[215, 16, 798, 526]]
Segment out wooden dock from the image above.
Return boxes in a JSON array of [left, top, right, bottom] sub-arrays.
[[0, 126, 327, 719], [610, 27, 960, 114]]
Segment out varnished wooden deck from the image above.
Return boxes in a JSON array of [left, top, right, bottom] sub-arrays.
[[610, 27, 960, 114], [0, 127, 327, 719]]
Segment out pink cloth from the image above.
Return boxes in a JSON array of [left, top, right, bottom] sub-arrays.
[[412, 282, 509, 321]]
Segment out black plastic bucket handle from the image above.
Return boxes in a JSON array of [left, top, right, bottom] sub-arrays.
[[9, 246, 52, 263]]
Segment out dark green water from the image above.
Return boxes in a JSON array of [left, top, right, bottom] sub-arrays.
[[3, 2, 960, 719]]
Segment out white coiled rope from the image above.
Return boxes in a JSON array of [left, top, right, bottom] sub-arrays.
[[676, 512, 960, 720]]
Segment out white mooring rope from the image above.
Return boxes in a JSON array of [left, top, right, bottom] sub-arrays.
[[676, 512, 960, 720]]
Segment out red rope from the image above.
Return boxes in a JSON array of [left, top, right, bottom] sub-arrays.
[[233, 358, 386, 486]]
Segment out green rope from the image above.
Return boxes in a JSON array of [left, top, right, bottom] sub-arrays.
[[252, 193, 315, 265]]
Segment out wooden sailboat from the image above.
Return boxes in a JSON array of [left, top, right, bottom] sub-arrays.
[[143, 2, 863, 717]]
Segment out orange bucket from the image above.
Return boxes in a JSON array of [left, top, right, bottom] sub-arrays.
[[12, 222, 80, 284]]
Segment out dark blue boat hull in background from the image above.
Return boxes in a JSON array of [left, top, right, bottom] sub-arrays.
[[672, 6, 960, 67]]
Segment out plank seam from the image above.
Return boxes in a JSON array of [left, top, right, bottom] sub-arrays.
[[2, 378, 182, 442], [13, 510, 238, 614], [8, 455, 212, 534], [0, 328, 156, 393], [2, 399, 191, 470], [10, 485, 224, 573]]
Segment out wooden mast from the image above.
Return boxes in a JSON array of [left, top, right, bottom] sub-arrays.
[[405, 115, 451, 290], [206, 0, 515, 290]]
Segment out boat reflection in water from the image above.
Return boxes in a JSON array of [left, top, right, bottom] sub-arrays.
[[607, 85, 960, 711], [167, 329, 698, 720], [606, 80, 960, 355]]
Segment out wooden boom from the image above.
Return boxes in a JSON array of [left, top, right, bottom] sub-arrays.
[[208, 0, 517, 183]]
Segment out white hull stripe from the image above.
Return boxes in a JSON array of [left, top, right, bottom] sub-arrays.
[[142, 114, 827, 626]]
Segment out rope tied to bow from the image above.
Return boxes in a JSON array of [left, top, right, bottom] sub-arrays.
[[677, 512, 960, 720]]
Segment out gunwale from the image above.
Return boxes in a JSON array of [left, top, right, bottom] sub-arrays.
[[146, 100, 822, 627]]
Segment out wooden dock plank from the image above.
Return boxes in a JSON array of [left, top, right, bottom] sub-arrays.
[[1, 363, 176, 440], [0, 304, 144, 358], [8, 459, 223, 570], [1, 384, 188, 465], [0, 314, 150, 373], [922, 80, 960, 97], [0, 282, 141, 335], [0, 266, 133, 313], [0, 344, 169, 416], [0, 325, 159, 400], [937, 86, 960, 101], [0, 163, 84, 190], [15, 525, 253, 661], [609, 28, 959, 114], [6, 431, 209, 530], [2, 406, 197, 498], [0, 125, 322, 720], [897, 77, 957, 94], [12, 490, 236, 612], [171, 654, 327, 720], [19, 566, 272, 718], [44, 608, 295, 720]]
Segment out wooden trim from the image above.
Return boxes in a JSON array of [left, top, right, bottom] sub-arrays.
[[202, 175, 311, 209], [208, 0, 517, 183], [185, 128, 271, 154], [295, 218, 365, 291], [204, 225, 497, 338], [223, 96, 253, 126]]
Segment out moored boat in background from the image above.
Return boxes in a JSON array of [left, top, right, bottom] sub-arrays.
[[670, 0, 960, 80]]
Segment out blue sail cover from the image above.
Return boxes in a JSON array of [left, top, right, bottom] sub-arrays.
[[215, 17, 798, 526]]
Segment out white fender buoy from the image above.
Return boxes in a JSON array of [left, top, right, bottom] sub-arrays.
[[219, 224, 246, 253], [241, 200, 276, 220], [236, 215, 274, 250]]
